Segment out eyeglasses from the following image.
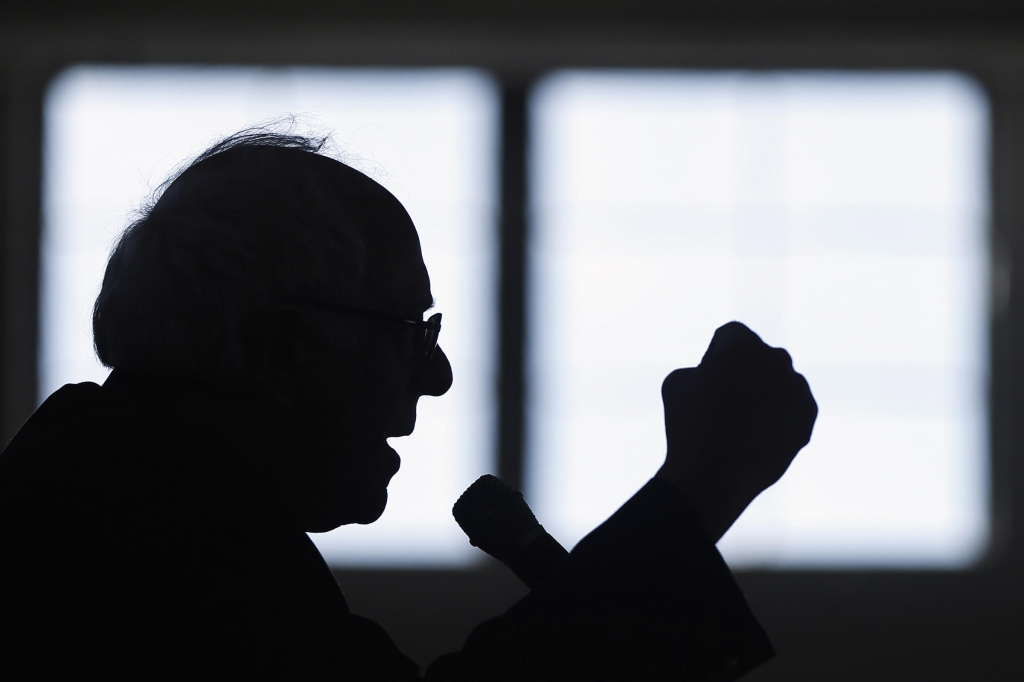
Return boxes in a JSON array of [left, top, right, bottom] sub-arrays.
[[311, 305, 442, 361]]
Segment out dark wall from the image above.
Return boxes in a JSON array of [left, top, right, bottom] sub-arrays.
[[5, 0, 1024, 25], [2, 3, 1023, 678]]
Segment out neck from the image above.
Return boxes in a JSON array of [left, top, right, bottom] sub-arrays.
[[103, 367, 300, 528]]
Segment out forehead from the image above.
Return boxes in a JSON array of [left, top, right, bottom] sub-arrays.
[[336, 170, 432, 316]]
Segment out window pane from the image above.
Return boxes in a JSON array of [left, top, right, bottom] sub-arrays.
[[42, 66, 498, 566], [528, 71, 989, 568]]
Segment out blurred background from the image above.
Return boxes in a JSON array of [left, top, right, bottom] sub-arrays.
[[2, 1, 1023, 679]]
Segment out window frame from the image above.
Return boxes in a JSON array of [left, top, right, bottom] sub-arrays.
[[1, 26, 1021, 678]]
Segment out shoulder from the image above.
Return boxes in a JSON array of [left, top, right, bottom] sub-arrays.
[[0, 381, 106, 485]]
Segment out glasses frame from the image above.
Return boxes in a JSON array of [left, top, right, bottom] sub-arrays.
[[310, 305, 442, 361]]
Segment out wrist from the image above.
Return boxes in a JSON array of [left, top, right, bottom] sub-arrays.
[[655, 461, 751, 544]]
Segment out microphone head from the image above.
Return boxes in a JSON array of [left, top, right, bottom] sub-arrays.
[[452, 475, 539, 563]]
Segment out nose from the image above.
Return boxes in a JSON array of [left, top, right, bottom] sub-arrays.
[[414, 345, 453, 397]]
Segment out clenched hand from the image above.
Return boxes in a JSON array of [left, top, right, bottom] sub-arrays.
[[656, 322, 818, 543]]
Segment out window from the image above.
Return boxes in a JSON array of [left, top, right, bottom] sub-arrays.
[[528, 71, 990, 568], [42, 66, 499, 566], [42, 65, 993, 571]]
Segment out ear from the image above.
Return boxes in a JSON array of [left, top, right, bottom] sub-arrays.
[[240, 307, 308, 408]]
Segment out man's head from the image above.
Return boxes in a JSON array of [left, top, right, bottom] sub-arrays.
[[93, 131, 452, 530]]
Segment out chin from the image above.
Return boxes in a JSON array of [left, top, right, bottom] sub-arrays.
[[301, 442, 399, 531], [304, 487, 389, 532], [350, 487, 389, 525]]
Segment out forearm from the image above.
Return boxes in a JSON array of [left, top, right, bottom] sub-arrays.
[[428, 478, 773, 681]]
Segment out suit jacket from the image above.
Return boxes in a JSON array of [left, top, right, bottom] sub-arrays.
[[0, 373, 772, 680]]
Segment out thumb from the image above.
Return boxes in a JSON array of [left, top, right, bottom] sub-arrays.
[[662, 367, 701, 406]]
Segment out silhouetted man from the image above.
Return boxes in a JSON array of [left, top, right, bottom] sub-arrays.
[[0, 132, 816, 680]]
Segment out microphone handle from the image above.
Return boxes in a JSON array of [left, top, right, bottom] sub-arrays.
[[505, 525, 570, 590], [452, 474, 570, 589]]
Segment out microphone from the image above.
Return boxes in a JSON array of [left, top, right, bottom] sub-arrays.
[[453, 475, 569, 590]]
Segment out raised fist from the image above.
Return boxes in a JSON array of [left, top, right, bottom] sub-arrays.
[[656, 322, 817, 542]]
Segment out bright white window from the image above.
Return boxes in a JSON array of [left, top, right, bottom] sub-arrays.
[[528, 71, 990, 568], [43, 66, 498, 566]]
